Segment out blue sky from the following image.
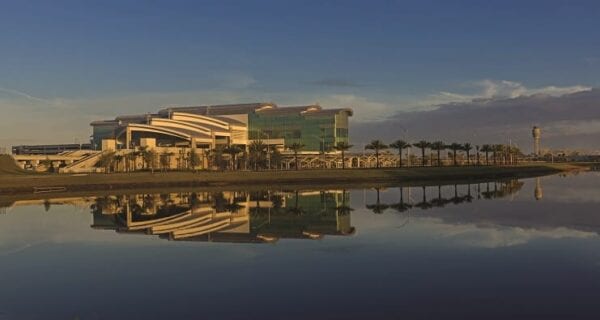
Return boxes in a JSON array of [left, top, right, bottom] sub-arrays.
[[1, 0, 599, 150]]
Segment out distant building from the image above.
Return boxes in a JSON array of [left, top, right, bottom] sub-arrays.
[[12, 143, 92, 155], [91, 102, 353, 153]]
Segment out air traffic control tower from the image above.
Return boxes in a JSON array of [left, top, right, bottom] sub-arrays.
[[532, 126, 541, 156]]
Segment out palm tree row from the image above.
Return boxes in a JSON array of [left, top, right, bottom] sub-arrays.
[[101, 139, 523, 173], [360, 140, 523, 168]]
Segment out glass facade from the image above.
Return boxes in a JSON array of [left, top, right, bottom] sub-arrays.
[[248, 111, 350, 152], [90, 104, 352, 152], [92, 124, 118, 149]]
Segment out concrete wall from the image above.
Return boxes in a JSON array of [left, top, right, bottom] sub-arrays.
[[101, 139, 116, 151]]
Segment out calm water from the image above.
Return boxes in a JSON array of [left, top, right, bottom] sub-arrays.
[[1, 172, 599, 319]]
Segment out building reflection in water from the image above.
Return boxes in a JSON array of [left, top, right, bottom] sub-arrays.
[[534, 177, 543, 200], [91, 190, 355, 243], [0, 178, 541, 244]]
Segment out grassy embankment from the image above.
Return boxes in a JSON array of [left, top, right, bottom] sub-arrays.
[[0, 154, 588, 196]]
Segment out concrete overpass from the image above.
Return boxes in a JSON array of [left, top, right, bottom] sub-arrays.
[[12, 150, 99, 171]]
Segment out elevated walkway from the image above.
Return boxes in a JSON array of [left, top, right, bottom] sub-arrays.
[[59, 151, 103, 173]]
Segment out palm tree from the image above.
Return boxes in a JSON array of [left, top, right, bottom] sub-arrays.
[[160, 151, 174, 172], [475, 145, 481, 165], [113, 154, 124, 173], [480, 144, 492, 165], [333, 142, 353, 169], [130, 149, 142, 171], [430, 141, 445, 166], [223, 145, 243, 170], [389, 140, 411, 168], [508, 145, 523, 165], [365, 140, 388, 168], [287, 142, 305, 170], [125, 152, 136, 172], [249, 140, 267, 170], [447, 143, 462, 166], [138, 146, 149, 169], [188, 150, 201, 172], [492, 144, 503, 165], [463, 143, 473, 165], [142, 148, 158, 173], [270, 148, 283, 170], [412, 141, 430, 167], [96, 151, 116, 173]]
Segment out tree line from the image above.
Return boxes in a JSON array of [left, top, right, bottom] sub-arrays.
[[362, 139, 524, 168], [95, 139, 523, 173]]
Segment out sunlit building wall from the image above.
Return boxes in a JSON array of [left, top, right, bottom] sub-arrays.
[[90, 102, 352, 153]]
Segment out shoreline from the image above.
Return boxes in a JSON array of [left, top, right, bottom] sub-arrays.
[[0, 163, 587, 197]]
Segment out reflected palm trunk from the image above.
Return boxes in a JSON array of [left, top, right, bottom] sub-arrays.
[[431, 185, 446, 208], [391, 186, 412, 213], [366, 187, 389, 214], [414, 186, 433, 210], [465, 183, 473, 202]]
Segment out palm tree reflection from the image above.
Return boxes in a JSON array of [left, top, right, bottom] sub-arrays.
[[430, 185, 448, 208], [414, 186, 433, 210], [390, 186, 412, 213], [361, 179, 525, 215], [336, 190, 354, 216], [366, 187, 389, 214]]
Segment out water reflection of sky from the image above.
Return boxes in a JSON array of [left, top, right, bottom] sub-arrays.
[[0, 172, 599, 319], [352, 173, 600, 249]]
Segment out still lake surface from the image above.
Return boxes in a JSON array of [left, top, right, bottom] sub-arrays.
[[0, 171, 599, 319]]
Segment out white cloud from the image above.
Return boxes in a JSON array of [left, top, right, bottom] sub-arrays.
[[476, 79, 589, 99], [0, 86, 52, 104], [0, 86, 70, 108], [425, 80, 591, 108], [420, 218, 597, 248], [316, 94, 394, 122]]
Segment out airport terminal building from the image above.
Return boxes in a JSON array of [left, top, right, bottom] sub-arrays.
[[11, 102, 353, 172], [91, 102, 352, 153]]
